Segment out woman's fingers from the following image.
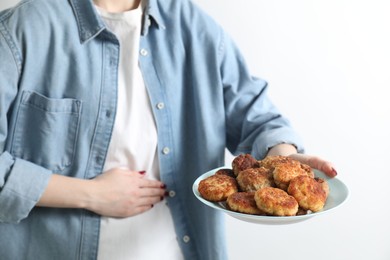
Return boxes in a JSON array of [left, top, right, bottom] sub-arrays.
[[288, 153, 338, 178], [138, 178, 166, 189], [88, 168, 167, 218]]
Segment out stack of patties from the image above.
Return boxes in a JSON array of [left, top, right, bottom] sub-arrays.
[[198, 154, 329, 217]]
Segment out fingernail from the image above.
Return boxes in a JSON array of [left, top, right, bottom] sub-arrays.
[[164, 191, 169, 197], [160, 196, 164, 201], [160, 183, 166, 189], [139, 171, 146, 175], [331, 168, 338, 176], [151, 204, 154, 208]]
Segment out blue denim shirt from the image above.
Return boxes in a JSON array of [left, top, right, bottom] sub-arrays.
[[0, 0, 304, 259]]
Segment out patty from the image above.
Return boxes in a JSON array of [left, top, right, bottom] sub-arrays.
[[272, 161, 314, 191], [257, 155, 294, 171], [287, 175, 328, 212], [226, 192, 266, 215], [198, 174, 238, 202], [236, 167, 274, 192], [254, 187, 299, 216], [231, 153, 258, 176]]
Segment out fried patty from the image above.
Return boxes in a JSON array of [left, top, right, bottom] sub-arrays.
[[254, 187, 299, 216], [272, 161, 314, 191], [198, 174, 238, 202], [231, 153, 258, 176], [259, 156, 314, 189], [287, 175, 328, 212], [226, 192, 266, 215], [258, 155, 293, 171], [236, 167, 274, 192]]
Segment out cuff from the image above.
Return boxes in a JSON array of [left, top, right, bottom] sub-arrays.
[[252, 128, 305, 159], [0, 152, 51, 223]]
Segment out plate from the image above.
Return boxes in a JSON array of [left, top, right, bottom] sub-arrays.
[[192, 167, 349, 225]]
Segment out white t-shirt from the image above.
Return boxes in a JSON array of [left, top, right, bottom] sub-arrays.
[[95, 6, 184, 260]]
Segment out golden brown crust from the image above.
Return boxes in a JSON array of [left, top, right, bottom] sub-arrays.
[[315, 177, 330, 198], [226, 192, 266, 215], [231, 153, 258, 176], [257, 155, 293, 171], [236, 167, 274, 192], [198, 175, 238, 202], [259, 155, 314, 181], [287, 175, 327, 212], [300, 163, 315, 177], [272, 161, 313, 191], [254, 187, 298, 216]]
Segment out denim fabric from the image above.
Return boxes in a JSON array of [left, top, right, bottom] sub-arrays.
[[0, 0, 303, 259]]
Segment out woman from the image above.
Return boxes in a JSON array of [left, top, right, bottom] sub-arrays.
[[0, 0, 337, 259]]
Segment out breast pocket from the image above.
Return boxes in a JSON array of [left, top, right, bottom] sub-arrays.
[[11, 91, 82, 172]]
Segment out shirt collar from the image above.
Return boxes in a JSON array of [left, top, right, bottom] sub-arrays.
[[141, 0, 166, 35], [69, 0, 165, 43]]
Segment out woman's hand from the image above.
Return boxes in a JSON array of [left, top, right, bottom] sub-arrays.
[[87, 168, 166, 218], [287, 153, 337, 177], [267, 143, 338, 177], [37, 168, 166, 218]]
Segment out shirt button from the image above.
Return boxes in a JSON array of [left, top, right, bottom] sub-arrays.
[[169, 190, 176, 197], [183, 235, 190, 243], [162, 147, 170, 155], [140, 48, 148, 56], [156, 102, 165, 110]]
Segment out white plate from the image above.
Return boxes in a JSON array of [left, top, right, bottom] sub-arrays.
[[193, 167, 349, 225]]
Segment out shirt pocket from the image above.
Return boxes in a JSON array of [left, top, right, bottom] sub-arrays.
[[10, 91, 82, 173]]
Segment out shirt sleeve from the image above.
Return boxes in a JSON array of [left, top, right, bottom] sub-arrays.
[[0, 21, 52, 223], [218, 29, 305, 159], [0, 153, 51, 223]]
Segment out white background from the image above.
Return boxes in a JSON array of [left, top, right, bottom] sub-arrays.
[[192, 1, 390, 260], [1, 0, 390, 260]]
